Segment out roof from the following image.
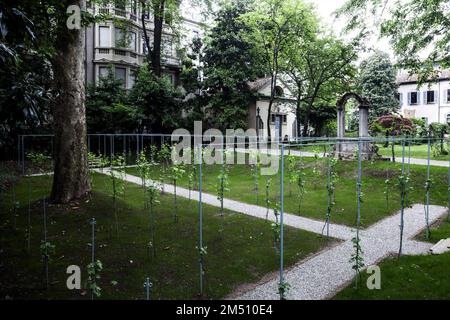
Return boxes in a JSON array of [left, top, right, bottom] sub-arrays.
[[247, 77, 272, 91], [397, 69, 450, 85]]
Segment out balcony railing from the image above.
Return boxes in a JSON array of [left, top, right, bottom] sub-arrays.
[[96, 48, 182, 67]]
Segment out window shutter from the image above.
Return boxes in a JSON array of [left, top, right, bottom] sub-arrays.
[[399, 93, 403, 105], [445, 90, 449, 104], [408, 92, 411, 105], [423, 91, 427, 104], [433, 90, 437, 103]]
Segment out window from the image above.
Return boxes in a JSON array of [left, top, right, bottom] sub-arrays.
[[129, 70, 136, 88], [409, 92, 418, 105], [426, 91, 435, 104], [114, 0, 126, 10], [129, 32, 136, 51], [99, 26, 110, 47], [447, 114, 450, 126], [397, 93, 403, 105], [115, 67, 126, 87], [447, 89, 450, 103], [275, 86, 284, 97], [115, 28, 125, 47], [271, 114, 287, 123], [99, 66, 109, 78], [130, 0, 137, 14]]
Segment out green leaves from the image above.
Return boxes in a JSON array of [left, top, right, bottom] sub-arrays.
[[358, 51, 399, 121], [86, 259, 103, 298], [339, 0, 450, 84], [40, 240, 55, 262]]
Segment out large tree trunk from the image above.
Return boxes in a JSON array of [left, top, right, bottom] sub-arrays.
[[151, 1, 165, 77], [50, 0, 90, 203]]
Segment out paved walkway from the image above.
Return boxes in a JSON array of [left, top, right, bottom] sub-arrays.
[[237, 204, 446, 300], [97, 169, 448, 300], [235, 147, 450, 168]]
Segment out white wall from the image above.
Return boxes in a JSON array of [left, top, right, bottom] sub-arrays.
[[255, 100, 296, 140], [399, 80, 450, 125]]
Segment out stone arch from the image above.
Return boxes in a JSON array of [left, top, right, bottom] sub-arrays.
[[336, 92, 370, 138]]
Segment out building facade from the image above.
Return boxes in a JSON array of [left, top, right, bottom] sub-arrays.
[[85, 0, 205, 89], [247, 78, 297, 140], [398, 70, 450, 125]]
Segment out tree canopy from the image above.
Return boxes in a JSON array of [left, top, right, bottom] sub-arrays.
[[337, 0, 450, 84]]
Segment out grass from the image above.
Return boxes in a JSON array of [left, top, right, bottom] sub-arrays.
[[377, 143, 450, 161], [0, 172, 330, 300], [335, 218, 450, 299], [126, 155, 450, 228], [334, 219, 450, 300]]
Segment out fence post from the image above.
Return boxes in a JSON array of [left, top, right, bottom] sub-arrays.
[[399, 138, 406, 257], [279, 144, 285, 299], [197, 144, 204, 297]]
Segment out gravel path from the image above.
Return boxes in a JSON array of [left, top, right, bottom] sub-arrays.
[[98, 169, 447, 300], [237, 204, 447, 300], [235, 147, 450, 168]]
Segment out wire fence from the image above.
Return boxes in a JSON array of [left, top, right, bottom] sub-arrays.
[[11, 133, 450, 299]]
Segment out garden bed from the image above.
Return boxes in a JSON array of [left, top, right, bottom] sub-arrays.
[[125, 157, 450, 228], [0, 173, 330, 300]]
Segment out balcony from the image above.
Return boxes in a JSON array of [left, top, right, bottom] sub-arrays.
[[95, 48, 182, 68], [95, 47, 140, 66]]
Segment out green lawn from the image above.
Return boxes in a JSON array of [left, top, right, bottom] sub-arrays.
[[0, 173, 330, 300], [126, 156, 450, 228], [335, 218, 450, 300], [377, 143, 450, 161]]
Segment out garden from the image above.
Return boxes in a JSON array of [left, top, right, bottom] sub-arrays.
[[2, 134, 450, 300]]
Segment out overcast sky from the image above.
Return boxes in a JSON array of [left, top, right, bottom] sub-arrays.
[[306, 0, 394, 62]]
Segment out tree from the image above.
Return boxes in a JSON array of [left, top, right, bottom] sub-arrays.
[[0, 1, 94, 202], [129, 64, 183, 133], [370, 114, 414, 161], [337, 0, 450, 84], [201, 0, 265, 130], [241, 0, 316, 139], [285, 35, 357, 136], [50, 0, 91, 202], [139, 0, 212, 77], [0, 2, 53, 157], [358, 51, 399, 121], [86, 66, 142, 133]]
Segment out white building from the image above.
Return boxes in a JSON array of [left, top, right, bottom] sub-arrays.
[[85, 0, 206, 89], [398, 69, 450, 125], [247, 78, 297, 140]]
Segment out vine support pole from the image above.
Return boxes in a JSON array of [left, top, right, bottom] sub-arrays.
[[197, 144, 204, 297], [325, 143, 332, 237], [144, 277, 153, 300], [354, 139, 363, 289], [447, 139, 450, 221], [399, 139, 406, 257], [279, 144, 285, 300], [425, 137, 431, 239], [90, 217, 96, 301], [43, 197, 48, 289]]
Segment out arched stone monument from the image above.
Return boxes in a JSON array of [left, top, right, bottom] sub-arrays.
[[335, 93, 376, 160]]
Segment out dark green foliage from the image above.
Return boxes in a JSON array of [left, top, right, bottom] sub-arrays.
[[0, 2, 53, 153], [86, 66, 141, 133], [358, 51, 399, 121], [128, 65, 183, 133], [199, 0, 265, 130]]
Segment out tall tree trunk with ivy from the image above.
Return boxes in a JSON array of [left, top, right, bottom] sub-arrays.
[[140, 0, 165, 77], [50, 0, 91, 203]]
